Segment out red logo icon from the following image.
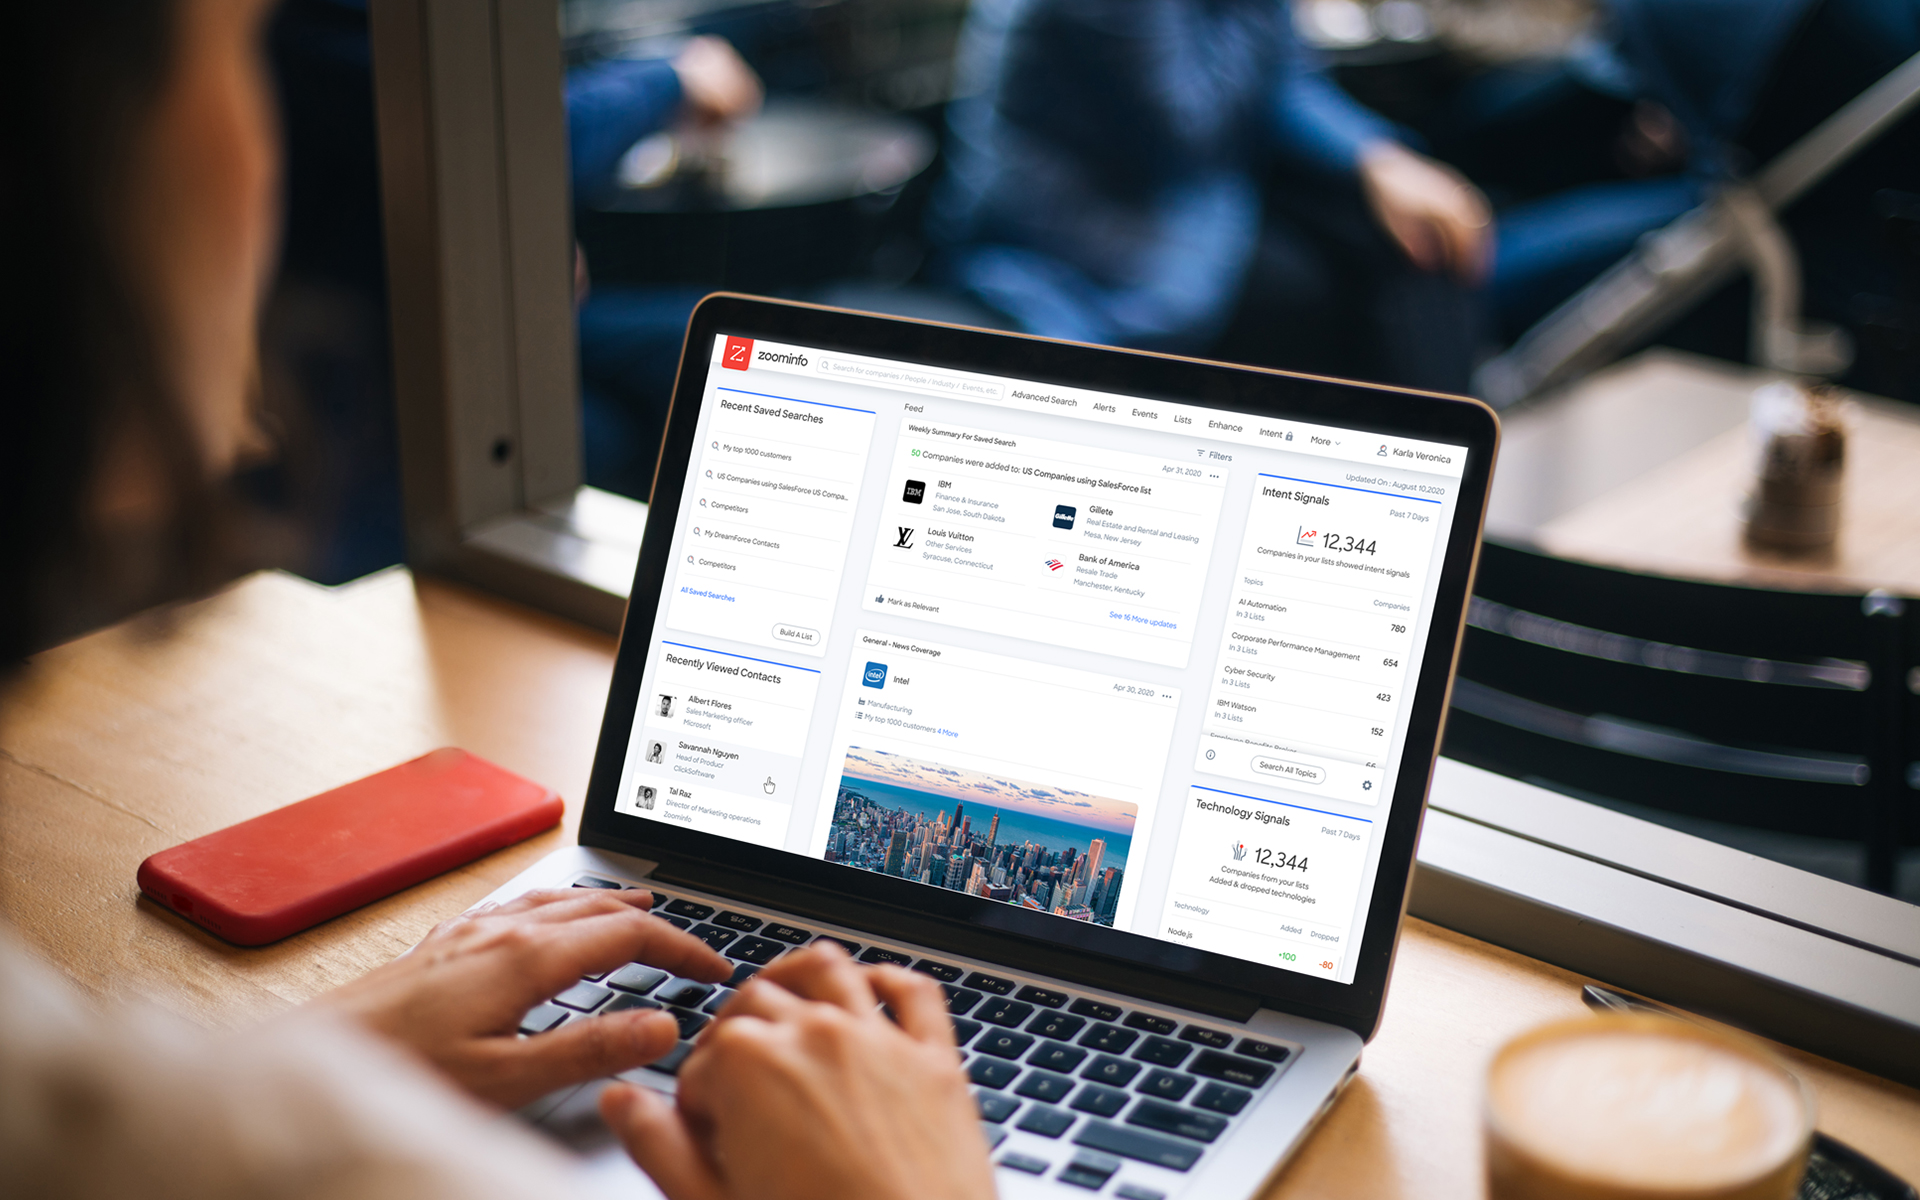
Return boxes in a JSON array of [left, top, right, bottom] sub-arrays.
[[722, 336, 754, 371]]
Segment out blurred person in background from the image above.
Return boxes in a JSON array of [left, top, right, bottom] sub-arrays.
[[569, 38, 764, 497], [930, 0, 1495, 394], [0, 4, 989, 1198], [1481, 0, 1920, 399]]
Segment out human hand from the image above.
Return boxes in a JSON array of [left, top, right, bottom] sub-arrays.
[[1357, 141, 1492, 284], [600, 942, 995, 1200], [672, 36, 763, 126], [313, 888, 731, 1110]]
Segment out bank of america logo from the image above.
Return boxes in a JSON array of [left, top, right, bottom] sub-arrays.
[[1044, 559, 1064, 571]]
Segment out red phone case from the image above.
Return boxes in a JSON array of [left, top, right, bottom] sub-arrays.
[[137, 748, 564, 945]]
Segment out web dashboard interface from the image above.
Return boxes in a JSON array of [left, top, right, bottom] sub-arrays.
[[614, 332, 1468, 985]]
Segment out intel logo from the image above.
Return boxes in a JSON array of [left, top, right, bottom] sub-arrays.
[[862, 662, 888, 689]]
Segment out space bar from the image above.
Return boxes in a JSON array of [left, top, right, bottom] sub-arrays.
[[1073, 1120, 1204, 1171]]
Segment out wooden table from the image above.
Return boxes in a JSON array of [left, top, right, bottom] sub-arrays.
[[1487, 349, 1920, 595], [3, 568, 1916, 1197]]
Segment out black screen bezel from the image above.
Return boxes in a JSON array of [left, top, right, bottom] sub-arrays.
[[580, 294, 1497, 1039]]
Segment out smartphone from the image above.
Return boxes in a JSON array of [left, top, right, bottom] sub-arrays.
[[138, 748, 564, 945]]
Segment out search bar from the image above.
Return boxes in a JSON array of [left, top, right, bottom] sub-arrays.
[[819, 357, 1005, 401]]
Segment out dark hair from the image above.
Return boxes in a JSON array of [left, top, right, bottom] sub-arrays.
[[1, 2, 239, 667]]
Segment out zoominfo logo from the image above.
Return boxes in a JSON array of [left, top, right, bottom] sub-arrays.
[[862, 662, 888, 689]]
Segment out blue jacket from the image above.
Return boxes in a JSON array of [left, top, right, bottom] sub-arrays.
[[567, 58, 685, 208], [930, 0, 1395, 350]]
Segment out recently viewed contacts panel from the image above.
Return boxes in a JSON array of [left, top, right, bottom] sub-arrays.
[[617, 334, 1464, 984]]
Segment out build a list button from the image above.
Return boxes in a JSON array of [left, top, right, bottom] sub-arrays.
[[773, 624, 820, 647]]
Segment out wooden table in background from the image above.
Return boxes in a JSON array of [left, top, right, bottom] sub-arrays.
[[1489, 349, 1920, 595], [3, 569, 1916, 1197]]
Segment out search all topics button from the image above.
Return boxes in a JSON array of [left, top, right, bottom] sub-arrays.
[[773, 624, 820, 647], [1251, 756, 1325, 785]]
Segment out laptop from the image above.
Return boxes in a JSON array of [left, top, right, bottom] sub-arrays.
[[478, 294, 1499, 1198]]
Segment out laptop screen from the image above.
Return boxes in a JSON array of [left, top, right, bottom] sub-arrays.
[[611, 326, 1469, 989]]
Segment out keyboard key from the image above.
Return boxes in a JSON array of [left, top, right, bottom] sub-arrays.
[[572, 876, 624, 889], [726, 935, 784, 965], [713, 911, 763, 933], [964, 972, 1016, 995], [1123, 1012, 1178, 1035], [664, 899, 715, 921], [1135, 1070, 1196, 1102], [982, 1124, 1008, 1150], [911, 959, 964, 982], [1179, 1025, 1234, 1049], [658, 914, 692, 930], [1116, 1184, 1167, 1200], [1068, 998, 1124, 1023], [999, 1151, 1049, 1174], [607, 964, 668, 994], [656, 979, 715, 1008], [553, 982, 612, 1012], [643, 1041, 694, 1076], [669, 1008, 709, 1039], [1018, 1105, 1076, 1138], [1029, 1012, 1086, 1042], [950, 1018, 983, 1046], [968, 1058, 1022, 1089], [1069, 1084, 1130, 1117], [1127, 1099, 1228, 1143], [859, 947, 914, 967], [976, 1092, 1021, 1123], [1028, 1041, 1088, 1074], [1016, 985, 1069, 1009], [978, 999, 1035, 1028], [1132, 1037, 1191, 1067], [518, 1002, 568, 1034], [1073, 1119, 1204, 1171], [1058, 1150, 1121, 1191], [689, 924, 738, 952], [603, 993, 663, 1014], [726, 962, 763, 988], [1192, 1082, 1253, 1115], [1079, 1024, 1138, 1054], [1015, 1071, 1075, 1103], [580, 969, 610, 982], [1081, 1055, 1142, 1087], [1233, 1038, 1292, 1064], [978, 1030, 1035, 1060], [761, 922, 812, 944], [701, 989, 734, 1015], [1190, 1050, 1274, 1089], [943, 985, 983, 1015], [648, 892, 668, 909], [814, 936, 861, 955]]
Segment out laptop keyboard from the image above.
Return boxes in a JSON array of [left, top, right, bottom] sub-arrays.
[[519, 874, 1300, 1195]]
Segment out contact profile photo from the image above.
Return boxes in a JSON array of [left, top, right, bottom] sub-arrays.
[[656, 694, 675, 718]]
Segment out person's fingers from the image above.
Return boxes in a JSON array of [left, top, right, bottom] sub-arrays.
[[747, 942, 875, 1013], [867, 966, 954, 1046], [524, 906, 734, 985], [709, 976, 811, 1026], [602, 1083, 729, 1200], [480, 1006, 683, 1103], [498, 889, 654, 923]]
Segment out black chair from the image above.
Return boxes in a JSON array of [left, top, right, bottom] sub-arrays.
[[1443, 541, 1917, 894]]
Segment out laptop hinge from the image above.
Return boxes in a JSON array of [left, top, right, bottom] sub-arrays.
[[639, 852, 1263, 1023]]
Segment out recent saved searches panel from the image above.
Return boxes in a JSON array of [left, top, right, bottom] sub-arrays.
[[862, 420, 1226, 668], [1194, 472, 1446, 805], [665, 389, 878, 656]]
